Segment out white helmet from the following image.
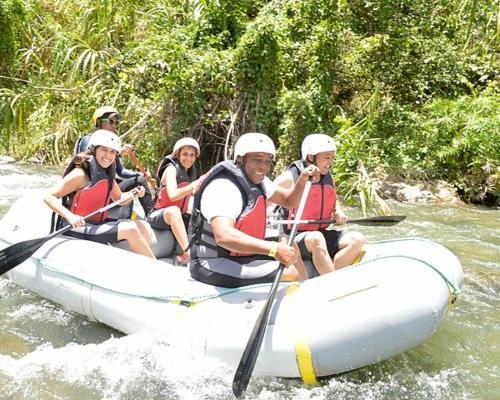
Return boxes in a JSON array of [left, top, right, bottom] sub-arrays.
[[233, 132, 276, 160], [301, 133, 337, 160], [172, 137, 200, 156], [89, 129, 122, 152]]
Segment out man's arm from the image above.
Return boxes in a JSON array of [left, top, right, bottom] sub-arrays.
[[115, 156, 140, 179], [211, 217, 298, 266], [269, 165, 318, 208]]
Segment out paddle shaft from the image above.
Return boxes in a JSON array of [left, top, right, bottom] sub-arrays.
[[232, 178, 313, 398], [0, 191, 137, 276], [128, 150, 157, 190], [270, 215, 406, 226], [46, 191, 137, 239]]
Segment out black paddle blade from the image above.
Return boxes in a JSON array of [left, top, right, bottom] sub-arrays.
[[233, 180, 312, 398], [0, 237, 45, 275], [232, 306, 269, 398], [349, 215, 406, 226]]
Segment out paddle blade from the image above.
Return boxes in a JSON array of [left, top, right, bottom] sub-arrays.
[[232, 305, 269, 398], [349, 215, 406, 226], [0, 237, 45, 275]]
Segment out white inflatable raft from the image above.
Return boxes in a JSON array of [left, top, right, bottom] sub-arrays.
[[0, 194, 463, 382]]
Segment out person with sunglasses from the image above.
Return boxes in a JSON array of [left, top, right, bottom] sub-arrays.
[[74, 106, 153, 219], [273, 134, 365, 278]]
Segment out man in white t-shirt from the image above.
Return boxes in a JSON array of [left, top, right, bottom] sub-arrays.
[[189, 132, 319, 288]]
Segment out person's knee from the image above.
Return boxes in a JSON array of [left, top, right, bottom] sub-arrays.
[[305, 231, 327, 252], [136, 175, 146, 185], [165, 206, 182, 220], [135, 220, 153, 241], [120, 221, 143, 241], [349, 232, 366, 250], [136, 175, 151, 194]]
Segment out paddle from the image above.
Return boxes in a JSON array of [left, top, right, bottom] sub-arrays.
[[128, 150, 157, 190], [0, 191, 138, 276], [232, 178, 313, 398], [270, 215, 406, 227]]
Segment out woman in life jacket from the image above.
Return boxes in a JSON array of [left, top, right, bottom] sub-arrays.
[[44, 129, 156, 259], [147, 137, 201, 264], [274, 133, 365, 277], [74, 105, 154, 218]]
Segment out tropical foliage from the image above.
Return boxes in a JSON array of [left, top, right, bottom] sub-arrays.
[[0, 0, 498, 205]]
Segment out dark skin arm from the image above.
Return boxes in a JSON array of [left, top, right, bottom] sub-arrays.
[[211, 217, 298, 266]]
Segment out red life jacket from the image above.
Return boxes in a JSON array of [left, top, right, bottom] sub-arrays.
[[68, 156, 114, 223], [284, 160, 336, 231], [154, 156, 197, 214], [190, 161, 267, 258]]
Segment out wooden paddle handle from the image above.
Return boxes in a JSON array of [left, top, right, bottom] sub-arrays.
[[128, 151, 157, 190]]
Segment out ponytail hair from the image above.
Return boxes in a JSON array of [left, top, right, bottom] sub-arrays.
[[62, 148, 92, 177]]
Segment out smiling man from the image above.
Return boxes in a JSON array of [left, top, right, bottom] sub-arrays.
[[274, 134, 366, 278], [189, 132, 318, 288]]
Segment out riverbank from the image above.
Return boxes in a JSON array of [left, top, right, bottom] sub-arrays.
[[0, 154, 470, 206]]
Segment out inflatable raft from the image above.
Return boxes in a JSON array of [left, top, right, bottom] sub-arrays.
[[0, 194, 463, 382]]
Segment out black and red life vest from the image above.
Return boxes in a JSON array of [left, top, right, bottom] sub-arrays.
[[154, 156, 197, 214], [283, 160, 336, 231], [190, 161, 267, 258], [66, 156, 115, 223]]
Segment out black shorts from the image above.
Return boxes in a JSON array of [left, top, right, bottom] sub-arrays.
[[189, 255, 279, 288], [146, 209, 191, 231], [295, 229, 344, 261], [147, 209, 170, 230], [63, 218, 121, 244]]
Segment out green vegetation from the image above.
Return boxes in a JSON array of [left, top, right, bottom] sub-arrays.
[[0, 0, 498, 205]]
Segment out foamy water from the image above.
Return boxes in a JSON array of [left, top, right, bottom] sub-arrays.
[[0, 163, 498, 399]]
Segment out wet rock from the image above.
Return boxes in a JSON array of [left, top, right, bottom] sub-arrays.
[[377, 175, 462, 205], [434, 180, 463, 205], [29, 156, 42, 164], [0, 155, 16, 164]]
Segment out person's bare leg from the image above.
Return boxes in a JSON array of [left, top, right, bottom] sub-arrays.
[[134, 220, 154, 245], [304, 231, 335, 274], [118, 221, 156, 259], [163, 206, 189, 254], [281, 264, 307, 281], [332, 231, 366, 269], [268, 236, 308, 281]]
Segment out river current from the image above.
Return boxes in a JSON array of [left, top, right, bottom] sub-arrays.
[[0, 162, 498, 400]]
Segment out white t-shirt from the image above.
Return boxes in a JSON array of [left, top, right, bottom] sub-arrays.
[[200, 176, 276, 222]]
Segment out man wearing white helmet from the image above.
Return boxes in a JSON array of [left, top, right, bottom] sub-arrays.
[[74, 105, 153, 218], [188, 132, 319, 288], [44, 129, 156, 259], [148, 137, 201, 265], [274, 133, 365, 277]]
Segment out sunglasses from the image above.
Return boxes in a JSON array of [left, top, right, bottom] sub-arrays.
[[101, 118, 120, 126]]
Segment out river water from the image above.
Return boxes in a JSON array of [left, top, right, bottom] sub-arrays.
[[0, 162, 498, 400]]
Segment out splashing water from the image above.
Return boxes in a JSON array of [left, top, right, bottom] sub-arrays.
[[0, 163, 498, 399]]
